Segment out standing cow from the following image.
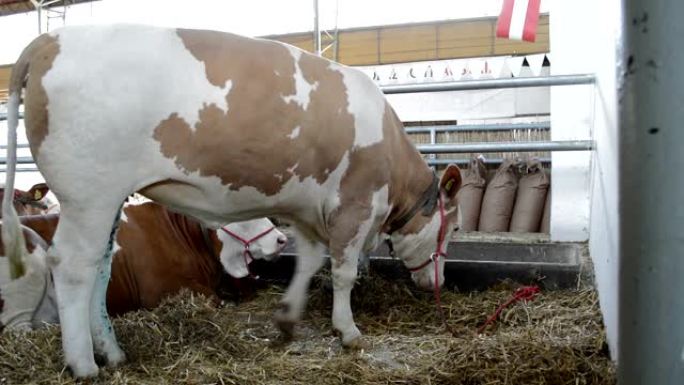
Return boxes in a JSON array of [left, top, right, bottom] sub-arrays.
[[0, 202, 286, 329], [3, 25, 462, 377]]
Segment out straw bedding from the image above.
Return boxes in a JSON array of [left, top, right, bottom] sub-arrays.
[[0, 274, 614, 385]]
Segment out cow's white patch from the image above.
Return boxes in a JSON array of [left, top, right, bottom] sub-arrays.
[[282, 47, 318, 110], [287, 126, 301, 139], [44, 25, 229, 138], [119, 210, 128, 223], [333, 64, 385, 148], [111, 240, 122, 258], [287, 163, 299, 174]]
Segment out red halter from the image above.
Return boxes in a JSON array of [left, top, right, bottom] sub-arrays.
[[220, 225, 276, 279], [406, 194, 457, 336], [407, 194, 448, 274]]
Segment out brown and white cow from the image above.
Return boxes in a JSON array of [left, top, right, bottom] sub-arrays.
[[0, 183, 51, 217], [0, 201, 286, 329], [3, 25, 462, 377]]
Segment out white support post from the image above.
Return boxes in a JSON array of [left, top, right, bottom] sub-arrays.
[[619, 0, 684, 383]]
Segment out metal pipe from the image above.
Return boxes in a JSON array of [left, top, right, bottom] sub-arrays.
[[427, 157, 551, 166], [405, 122, 551, 134], [619, 0, 684, 383], [313, 0, 321, 56], [417, 140, 593, 154], [0, 113, 25, 121], [381, 74, 596, 94], [0, 144, 31, 150], [0, 157, 37, 165], [0, 168, 39, 173]]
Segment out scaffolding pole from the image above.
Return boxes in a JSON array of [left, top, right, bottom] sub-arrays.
[[619, 0, 684, 384]]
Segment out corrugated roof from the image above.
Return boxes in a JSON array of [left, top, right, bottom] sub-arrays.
[[0, 0, 98, 17]]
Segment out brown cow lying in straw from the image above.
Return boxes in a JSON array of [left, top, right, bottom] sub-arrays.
[[0, 201, 286, 330]]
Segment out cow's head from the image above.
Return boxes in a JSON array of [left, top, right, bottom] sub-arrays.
[[216, 218, 288, 278], [0, 183, 51, 217], [388, 165, 462, 291]]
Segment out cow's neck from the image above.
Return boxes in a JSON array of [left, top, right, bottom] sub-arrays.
[[385, 145, 436, 234], [164, 210, 223, 285]]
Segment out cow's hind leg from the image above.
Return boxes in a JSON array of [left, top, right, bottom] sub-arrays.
[[89, 208, 126, 368], [274, 229, 325, 339], [48, 201, 125, 378]]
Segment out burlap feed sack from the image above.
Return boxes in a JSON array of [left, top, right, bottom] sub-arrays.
[[456, 156, 487, 231], [510, 159, 550, 233], [540, 176, 551, 234], [478, 159, 519, 232]]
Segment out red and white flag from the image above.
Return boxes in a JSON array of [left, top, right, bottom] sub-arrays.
[[496, 0, 542, 42]]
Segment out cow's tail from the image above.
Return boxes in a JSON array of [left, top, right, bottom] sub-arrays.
[[2, 39, 37, 280]]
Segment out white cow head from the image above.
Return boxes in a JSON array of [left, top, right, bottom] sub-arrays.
[[217, 218, 288, 279], [388, 165, 462, 291]]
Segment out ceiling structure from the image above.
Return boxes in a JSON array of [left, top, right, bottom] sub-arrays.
[[0, 0, 97, 17], [0, 11, 549, 103]]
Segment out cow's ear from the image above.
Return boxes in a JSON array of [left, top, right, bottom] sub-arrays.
[[439, 165, 462, 201], [27, 183, 50, 201]]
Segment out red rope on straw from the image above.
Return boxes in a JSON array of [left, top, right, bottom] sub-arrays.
[[477, 285, 541, 334]]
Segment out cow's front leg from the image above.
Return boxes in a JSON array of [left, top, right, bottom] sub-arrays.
[[329, 242, 363, 347], [274, 229, 325, 338]]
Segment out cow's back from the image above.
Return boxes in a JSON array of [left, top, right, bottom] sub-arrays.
[[24, 25, 401, 225]]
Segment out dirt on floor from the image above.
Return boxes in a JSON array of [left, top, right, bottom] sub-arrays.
[[0, 274, 615, 385]]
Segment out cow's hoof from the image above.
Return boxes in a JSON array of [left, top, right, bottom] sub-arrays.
[[105, 347, 127, 368], [273, 302, 297, 340], [343, 335, 370, 351], [66, 361, 99, 379], [274, 319, 296, 341], [94, 344, 127, 368]]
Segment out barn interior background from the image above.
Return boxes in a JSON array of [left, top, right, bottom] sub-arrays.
[[1, 0, 679, 384]]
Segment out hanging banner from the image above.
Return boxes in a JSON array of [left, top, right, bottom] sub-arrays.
[[496, 0, 542, 42]]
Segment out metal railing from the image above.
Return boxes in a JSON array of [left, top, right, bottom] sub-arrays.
[[0, 74, 596, 171], [382, 74, 596, 162], [405, 122, 550, 134], [380, 74, 596, 94], [417, 140, 593, 154]]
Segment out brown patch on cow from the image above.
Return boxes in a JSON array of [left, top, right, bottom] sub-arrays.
[[20, 214, 59, 243], [20, 34, 60, 158], [328, 103, 434, 263], [153, 29, 354, 196], [394, 166, 463, 236]]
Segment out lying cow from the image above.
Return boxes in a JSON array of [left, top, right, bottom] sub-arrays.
[[0, 183, 51, 217], [0, 201, 286, 329], [4, 24, 462, 377]]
